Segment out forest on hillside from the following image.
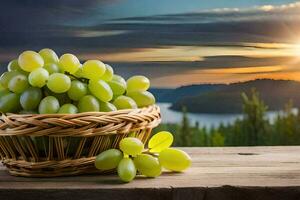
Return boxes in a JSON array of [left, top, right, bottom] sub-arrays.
[[151, 79, 300, 113], [154, 88, 300, 146]]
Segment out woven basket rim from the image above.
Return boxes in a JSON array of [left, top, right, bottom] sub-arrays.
[[0, 105, 161, 137], [3, 104, 159, 117]]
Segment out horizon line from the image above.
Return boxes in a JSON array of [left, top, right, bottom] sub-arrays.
[[150, 78, 300, 89]]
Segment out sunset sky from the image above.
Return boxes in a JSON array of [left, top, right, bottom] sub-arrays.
[[1, 0, 300, 87]]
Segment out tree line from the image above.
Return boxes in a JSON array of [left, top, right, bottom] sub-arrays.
[[154, 88, 300, 146]]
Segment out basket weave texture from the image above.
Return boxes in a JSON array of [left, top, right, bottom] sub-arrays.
[[0, 105, 161, 177]]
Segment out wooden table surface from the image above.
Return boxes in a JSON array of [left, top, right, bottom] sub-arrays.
[[1, 146, 300, 200]]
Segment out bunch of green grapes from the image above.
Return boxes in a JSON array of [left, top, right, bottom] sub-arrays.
[[94, 131, 191, 182], [0, 49, 156, 114]]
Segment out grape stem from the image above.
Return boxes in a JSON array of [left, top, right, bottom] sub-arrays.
[[64, 72, 89, 83], [142, 149, 158, 157]]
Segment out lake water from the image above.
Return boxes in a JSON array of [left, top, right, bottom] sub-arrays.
[[157, 103, 287, 128]]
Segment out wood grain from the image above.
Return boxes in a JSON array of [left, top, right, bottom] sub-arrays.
[[1, 146, 300, 200]]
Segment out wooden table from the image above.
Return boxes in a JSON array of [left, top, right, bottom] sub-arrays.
[[1, 146, 300, 200]]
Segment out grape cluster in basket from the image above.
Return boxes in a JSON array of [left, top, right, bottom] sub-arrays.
[[0, 49, 155, 114], [95, 131, 191, 182]]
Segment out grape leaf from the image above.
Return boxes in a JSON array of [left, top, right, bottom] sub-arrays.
[[148, 131, 173, 153]]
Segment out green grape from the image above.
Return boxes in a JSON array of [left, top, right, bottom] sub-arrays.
[[126, 91, 155, 108], [20, 87, 42, 110], [119, 137, 144, 156], [158, 148, 191, 172], [59, 53, 80, 74], [28, 68, 49, 88], [67, 80, 88, 101], [39, 48, 59, 64], [0, 88, 10, 98], [78, 95, 100, 112], [126, 75, 150, 93], [43, 63, 60, 74], [95, 149, 123, 170], [74, 65, 83, 77], [0, 83, 4, 91], [82, 60, 106, 80], [43, 87, 71, 105], [8, 74, 29, 94], [113, 95, 137, 110], [100, 64, 114, 81], [56, 93, 71, 105], [148, 131, 173, 153], [112, 94, 122, 101], [0, 92, 20, 113], [7, 59, 21, 71], [38, 96, 60, 114], [117, 158, 136, 182], [88, 80, 113, 102], [108, 75, 126, 96], [100, 101, 117, 112], [47, 73, 71, 93], [7, 59, 28, 75], [58, 104, 78, 114], [18, 50, 44, 72], [134, 154, 162, 177], [0, 71, 21, 88]]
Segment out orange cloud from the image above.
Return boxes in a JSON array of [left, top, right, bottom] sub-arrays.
[[199, 66, 283, 74], [78, 43, 300, 63]]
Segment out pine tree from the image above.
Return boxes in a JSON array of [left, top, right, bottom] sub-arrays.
[[211, 132, 225, 146], [241, 88, 269, 145], [273, 100, 299, 145], [180, 106, 193, 146]]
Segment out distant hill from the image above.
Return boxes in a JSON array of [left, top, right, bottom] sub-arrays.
[[149, 88, 175, 102], [150, 84, 223, 103], [169, 79, 300, 113]]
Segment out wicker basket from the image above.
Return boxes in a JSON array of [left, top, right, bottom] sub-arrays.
[[0, 105, 161, 177]]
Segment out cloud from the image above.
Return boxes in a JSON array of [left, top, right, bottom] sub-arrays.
[[1, 1, 300, 86], [112, 2, 300, 24], [258, 2, 300, 12], [0, 0, 119, 31], [2, 18, 300, 55], [1, 1, 300, 52], [106, 55, 298, 79], [199, 66, 284, 74]]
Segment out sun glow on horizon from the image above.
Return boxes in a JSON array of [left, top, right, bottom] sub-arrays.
[[69, 42, 300, 64], [294, 41, 300, 56], [199, 65, 283, 74]]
